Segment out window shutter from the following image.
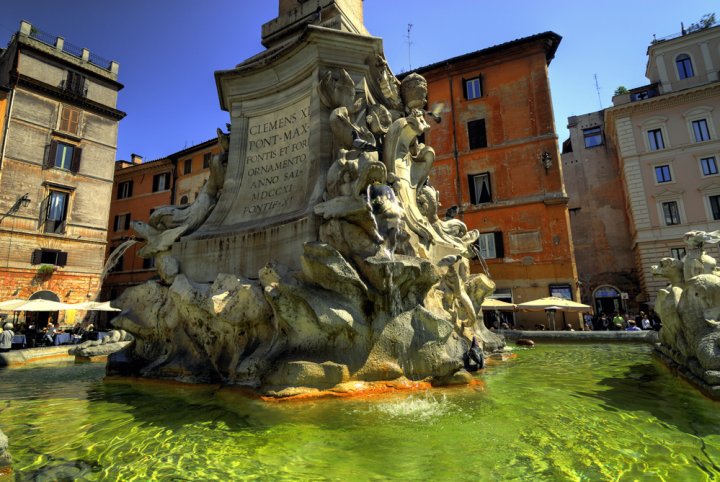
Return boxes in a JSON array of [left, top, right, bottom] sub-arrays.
[[60, 108, 70, 132], [478, 74, 483, 97], [39, 195, 50, 230], [70, 147, 82, 173], [113, 215, 119, 232], [31, 249, 42, 265], [46, 141, 58, 169], [124, 213, 131, 230], [468, 174, 477, 204], [461, 77, 468, 99], [494, 232, 504, 258], [57, 251, 68, 267], [128, 181, 133, 197], [77, 75, 86, 96]]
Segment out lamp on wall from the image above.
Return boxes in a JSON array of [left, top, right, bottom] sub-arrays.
[[541, 152, 552, 171], [19, 193, 31, 208]]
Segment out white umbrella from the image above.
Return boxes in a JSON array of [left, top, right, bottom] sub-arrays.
[[68, 301, 121, 311], [516, 296, 591, 312], [516, 296, 591, 331], [480, 298, 517, 311], [0, 299, 28, 311], [12, 299, 71, 311]]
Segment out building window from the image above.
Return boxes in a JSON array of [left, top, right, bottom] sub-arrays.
[[701, 156, 719, 176], [662, 201, 681, 225], [183, 159, 192, 175], [475, 232, 504, 259], [113, 213, 131, 232], [143, 257, 155, 269], [152, 172, 171, 192], [63, 71, 87, 97], [648, 129, 665, 150], [180, 195, 189, 205], [46, 140, 82, 172], [676, 54, 694, 80], [464, 77, 482, 100], [469, 172, 492, 204], [44, 190, 69, 234], [583, 126, 603, 148], [692, 119, 711, 142], [670, 247, 686, 260], [549, 284, 573, 300], [117, 181, 133, 199], [59, 106, 80, 135], [654, 165, 672, 183], [710, 195, 720, 220], [203, 153, 212, 169], [468, 119, 487, 149], [30, 249, 68, 267]]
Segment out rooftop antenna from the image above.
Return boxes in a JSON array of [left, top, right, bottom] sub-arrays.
[[406, 23, 413, 71], [594, 74, 603, 110]]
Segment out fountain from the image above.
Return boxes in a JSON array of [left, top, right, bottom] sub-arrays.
[[107, 0, 503, 396], [651, 229, 720, 399]]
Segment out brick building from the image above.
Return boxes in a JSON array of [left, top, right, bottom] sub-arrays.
[[102, 137, 220, 300], [414, 32, 581, 327], [0, 21, 124, 324], [562, 111, 640, 316]]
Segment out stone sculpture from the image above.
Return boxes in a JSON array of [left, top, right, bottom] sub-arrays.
[[108, 23, 503, 398], [652, 229, 720, 398]]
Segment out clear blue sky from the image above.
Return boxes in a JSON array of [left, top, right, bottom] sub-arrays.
[[0, 1, 714, 161]]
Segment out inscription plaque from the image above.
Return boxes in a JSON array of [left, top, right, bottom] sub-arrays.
[[235, 96, 311, 223]]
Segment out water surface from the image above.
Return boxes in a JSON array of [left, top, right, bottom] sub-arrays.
[[1, 344, 719, 480]]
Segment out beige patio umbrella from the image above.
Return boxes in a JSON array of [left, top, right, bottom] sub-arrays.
[[11, 299, 72, 311], [0, 299, 28, 311], [480, 298, 517, 311], [516, 296, 591, 330], [68, 301, 121, 311]]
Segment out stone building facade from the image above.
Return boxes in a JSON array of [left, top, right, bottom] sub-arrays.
[[414, 32, 581, 327], [0, 21, 124, 323], [562, 111, 640, 315], [604, 24, 720, 306], [102, 138, 220, 299]]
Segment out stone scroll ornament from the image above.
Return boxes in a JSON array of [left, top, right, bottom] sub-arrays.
[[109, 56, 504, 397], [653, 230, 720, 398]]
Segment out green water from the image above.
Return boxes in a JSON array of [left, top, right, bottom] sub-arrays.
[[1, 344, 719, 481]]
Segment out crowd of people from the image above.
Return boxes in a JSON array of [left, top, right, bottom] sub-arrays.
[[582, 311, 661, 332], [0, 318, 97, 350]]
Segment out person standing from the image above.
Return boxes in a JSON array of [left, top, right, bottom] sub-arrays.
[[0, 323, 14, 353], [583, 312, 594, 331], [640, 312, 651, 330]]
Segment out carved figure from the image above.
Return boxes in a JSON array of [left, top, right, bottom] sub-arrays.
[[110, 51, 505, 396], [653, 230, 720, 396]]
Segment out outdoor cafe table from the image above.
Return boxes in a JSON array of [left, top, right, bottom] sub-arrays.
[[11, 334, 26, 349], [53, 333, 72, 346]]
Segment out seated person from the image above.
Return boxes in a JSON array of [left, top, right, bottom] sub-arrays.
[[625, 321, 641, 332], [0, 322, 14, 353], [42, 322, 56, 345]]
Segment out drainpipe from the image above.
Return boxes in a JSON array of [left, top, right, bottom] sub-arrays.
[[448, 68, 463, 214], [0, 87, 15, 171]]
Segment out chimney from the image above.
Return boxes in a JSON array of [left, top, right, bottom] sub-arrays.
[[131, 153, 143, 165]]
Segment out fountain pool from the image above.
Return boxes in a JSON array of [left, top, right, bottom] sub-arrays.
[[2, 344, 719, 480]]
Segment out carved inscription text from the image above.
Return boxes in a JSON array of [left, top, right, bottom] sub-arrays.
[[238, 97, 311, 220]]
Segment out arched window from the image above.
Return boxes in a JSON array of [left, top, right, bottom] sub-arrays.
[[180, 195, 189, 205], [676, 54, 694, 79]]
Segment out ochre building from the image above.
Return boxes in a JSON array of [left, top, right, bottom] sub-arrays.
[[414, 32, 581, 328]]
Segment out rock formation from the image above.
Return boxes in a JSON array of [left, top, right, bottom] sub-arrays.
[[652, 230, 720, 398]]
